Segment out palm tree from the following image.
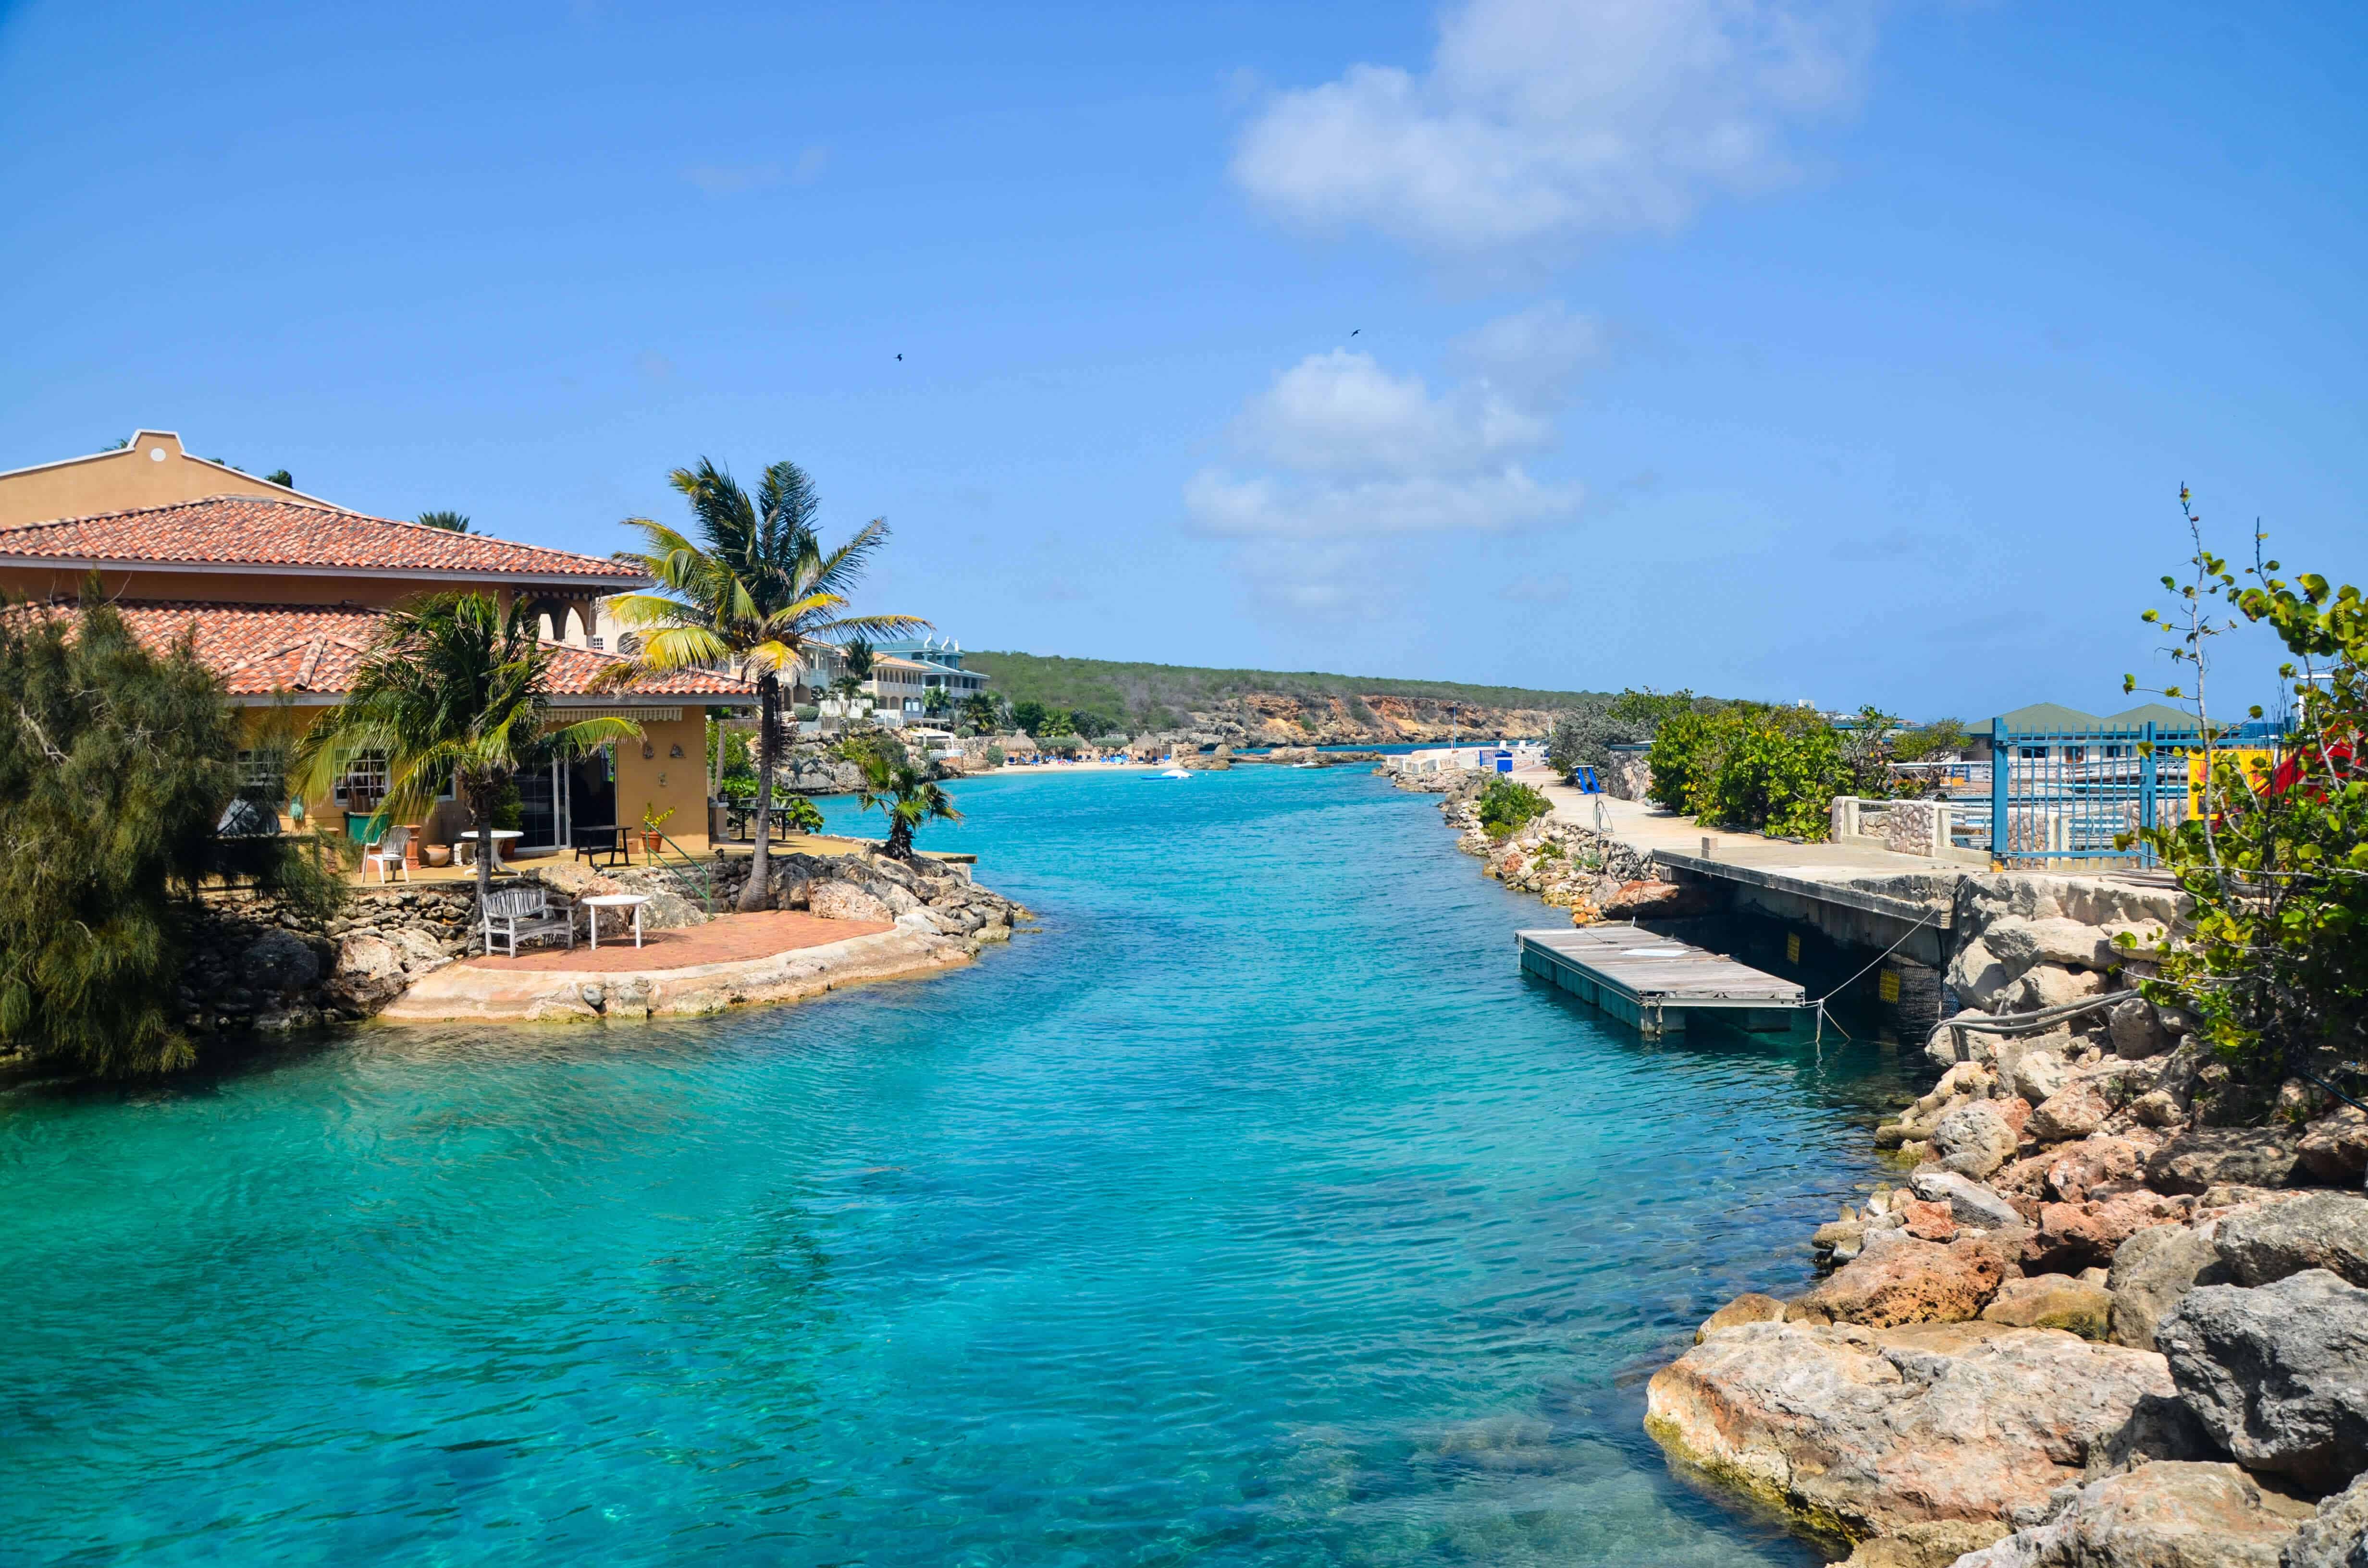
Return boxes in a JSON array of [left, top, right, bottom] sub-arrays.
[[922, 684, 953, 722], [959, 690, 1001, 735], [840, 736, 960, 860], [296, 593, 641, 910], [606, 458, 924, 910], [417, 511, 472, 533]]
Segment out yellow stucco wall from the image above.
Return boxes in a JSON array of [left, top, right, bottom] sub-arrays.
[[0, 431, 314, 528], [610, 714, 710, 845]]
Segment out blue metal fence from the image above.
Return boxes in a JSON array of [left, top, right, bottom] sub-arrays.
[[1971, 718, 2197, 866]]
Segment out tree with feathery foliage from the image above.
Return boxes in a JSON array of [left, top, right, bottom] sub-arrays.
[[0, 596, 337, 1074]]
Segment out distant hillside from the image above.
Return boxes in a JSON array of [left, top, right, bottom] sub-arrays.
[[963, 651, 1611, 743]]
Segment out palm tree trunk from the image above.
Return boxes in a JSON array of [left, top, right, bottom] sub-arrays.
[[740, 676, 778, 912], [471, 776, 495, 932]]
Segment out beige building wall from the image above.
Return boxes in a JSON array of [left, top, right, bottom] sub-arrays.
[[0, 431, 324, 528], [610, 714, 711, 846]]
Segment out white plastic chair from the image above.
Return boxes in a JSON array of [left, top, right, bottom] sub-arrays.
[[366, 823, 412, 883]]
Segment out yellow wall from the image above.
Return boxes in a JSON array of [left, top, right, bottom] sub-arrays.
[[611, 714, 711, 845], [0, 431, 313, 528]]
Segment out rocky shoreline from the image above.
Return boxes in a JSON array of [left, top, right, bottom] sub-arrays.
[[1406, 770, 2368, 1566]]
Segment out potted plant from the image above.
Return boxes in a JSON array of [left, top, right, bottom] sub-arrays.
[[640, 802, 675, 855]]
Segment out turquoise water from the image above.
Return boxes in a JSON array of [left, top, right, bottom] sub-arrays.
[[2, 769, 1917, 1566]]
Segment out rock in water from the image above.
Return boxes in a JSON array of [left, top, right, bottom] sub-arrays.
[[2147, 1128, 2302, 1194], [2108, 1224, 2225, 1352], [2216, 1192, 2368, 1289], [2158, 1270, 2368, 1493], [1980, 1274, 2114, 1339], [1949, 1460, 2316, 1568], [1695, 1292, 1787, 1342], [2282, 1472, 2368, 1568], [1786, 1237, 2010, 1327], [1643, 1320, 2201, 1545]]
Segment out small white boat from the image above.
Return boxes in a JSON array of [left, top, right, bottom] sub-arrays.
[[1149, 767, 1194, 780], [1292, 760, 1321, 769]]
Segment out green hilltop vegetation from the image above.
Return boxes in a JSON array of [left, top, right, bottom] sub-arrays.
[[964, 650, 1611, 728]]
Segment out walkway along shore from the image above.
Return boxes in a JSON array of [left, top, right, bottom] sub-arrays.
[[1391, 761, 2368, 1568], [158, 840, 1030, 1036]]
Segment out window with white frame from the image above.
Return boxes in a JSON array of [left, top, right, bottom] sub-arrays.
[[335, 751, 390, 807], [234, 749, 281, 792]]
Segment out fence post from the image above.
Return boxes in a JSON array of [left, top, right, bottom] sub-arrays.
[[1990, 717, 2009, 863], [2138, 721, 2158, 869]]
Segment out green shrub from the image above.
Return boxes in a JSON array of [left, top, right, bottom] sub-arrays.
[[1475, 778, 1552, 840], [1648, 704, 1891, 839]]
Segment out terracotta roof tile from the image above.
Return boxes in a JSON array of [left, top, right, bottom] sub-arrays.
[[0, 495, 645, 581], [25, 600, 751, 701]]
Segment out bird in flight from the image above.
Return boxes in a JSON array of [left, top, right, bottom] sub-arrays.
[[1350, 329, 1359, 336], [896, 353, 904, 361]]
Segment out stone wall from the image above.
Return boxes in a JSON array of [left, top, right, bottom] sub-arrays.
[[177, 882, 487, 1034], [712, 846, 1025, 943]]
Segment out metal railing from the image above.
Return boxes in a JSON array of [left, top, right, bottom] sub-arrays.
[[1976, 719, 2198, 867]]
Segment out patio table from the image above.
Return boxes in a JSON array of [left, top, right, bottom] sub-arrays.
[[451, 829, 524, 866], [580, 893, 650, 950]]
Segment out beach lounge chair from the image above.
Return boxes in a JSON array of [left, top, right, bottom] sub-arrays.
[[482, 884, 577, 957]]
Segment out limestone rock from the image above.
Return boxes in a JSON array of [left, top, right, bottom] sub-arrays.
[[2298, 1109, 2368, 1189], [1912, 1169, 2026, 1230], [2217, 1192, 2368, 1289], [2031, 1082, 2114, 1144], [241, 928, 321, 993], [1643, 1320, 2203, 1544], [2132, 1090, 2190, 1129], [1986, 916, 2133, 971], [328, 933, 407, 1007], [1936, 1099, 2024, 1179], [2111, 996, 2169, 1059], [2030, 1190, 2194, 1274], [809, 882, 893, 923], [2047, 1136, 2150, 1203], [1951, 1461, 2316, 1568], [2110, 1224, 2226, 1352], [2010, 963, 2108, 1013], [1980, 1274, 2114, 1338], [1840, 1521, 2012, 1567], [1787, 1237, 2010, 1328], [2011, 1048, 2078, 1108], [2148, 1128, 2302, 1195], [2159, 1271, 2368, 1493], [1950, 938, 2012, 1012], [1601, 879, 1711, 919], [1696, 1291, 1787, 1342], [2282, 1472, 2368, 1568]]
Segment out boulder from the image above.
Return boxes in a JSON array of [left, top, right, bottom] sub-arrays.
[[1912, 1169, 2026, 1230], [2030, 1190, 2195, 1273], [2282, 1472, 2368, 1568], [2149, 1128, 2302, 1195], [2109, 1224, 2226, 1351], [1695, 1292, 1787, 1342], [327, 933, 407, 1008], [2010, 963, 2108, 1013], [1839, 1521, 2013, 1567], [2110, 996, 2169, 1059], [2047, 1136, 2150, 1203], [808, 882, 893, 923], [1950, 938, 2012, 1012], [1980, 1274, 2114, 1338], [2031, 1082, 2114, 1144], [241, 928, 321, 993], [1600, 879, 1711, 919], [1644, 1319, 2205, 1544], [2159, 1271, 2368, 1493], [1897, 1199, 1960, 1242], [1950, 1461, 2317, 1568], [1984, 916, 2123, 971], [2217, 1192, 2368, 1289], [2010, 1048, 2079, 1108], [1787, 1237, 2010, 1328], [1936, 1099, 2024, 1178], [2132, 1090, 2190, 1129], [2298, 1108, 2368, 1189]]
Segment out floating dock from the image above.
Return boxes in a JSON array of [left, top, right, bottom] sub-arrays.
[[1517, 926, 1804, 1036]]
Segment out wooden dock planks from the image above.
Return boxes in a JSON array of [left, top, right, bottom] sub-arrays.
[[1517, 925, 1803, 1036]]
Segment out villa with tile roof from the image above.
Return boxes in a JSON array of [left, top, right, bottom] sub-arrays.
[[0, 432, 754, 859]]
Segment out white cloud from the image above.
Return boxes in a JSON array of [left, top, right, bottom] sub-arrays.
[[1187, 304, 1597, 610], [790, 145, 830, 185], [684, 162, 781, 196], [1233, 0, 1873, 256]]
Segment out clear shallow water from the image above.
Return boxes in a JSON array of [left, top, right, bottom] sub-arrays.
[[3, 769, 1920, 1566]]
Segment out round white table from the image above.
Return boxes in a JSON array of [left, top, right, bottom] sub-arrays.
[[580, 893, 650, 950], [451, 829, 524, 866]]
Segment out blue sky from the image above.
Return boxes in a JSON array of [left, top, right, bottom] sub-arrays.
[[2, 1, 2361, 719]]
